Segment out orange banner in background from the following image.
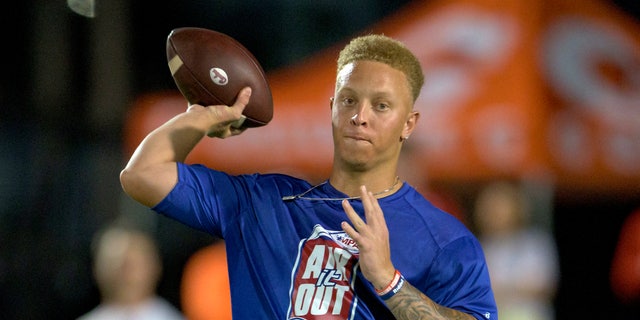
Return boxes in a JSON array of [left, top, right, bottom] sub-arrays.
[[124, 0, 640, 193]]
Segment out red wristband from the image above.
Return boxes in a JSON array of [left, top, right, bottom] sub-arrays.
[[375, 270, 401, 296], [376, 270, 406, 300]]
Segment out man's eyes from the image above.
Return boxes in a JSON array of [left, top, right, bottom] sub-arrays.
[[375, 103, 390, 111], [342, 97, 355, 105], [339, 97, 390, 111]]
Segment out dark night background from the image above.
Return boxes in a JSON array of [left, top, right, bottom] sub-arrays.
[[1, 1, 639, 319]]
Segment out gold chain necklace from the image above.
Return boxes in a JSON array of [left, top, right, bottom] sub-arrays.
[[282, 176, 400, 201]]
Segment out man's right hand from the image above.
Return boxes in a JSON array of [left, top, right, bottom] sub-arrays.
[[187, 86, 252, 138]]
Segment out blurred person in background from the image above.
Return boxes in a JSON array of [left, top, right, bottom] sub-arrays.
[[473, 181, 559, 320], [77, 221, 184, 320]]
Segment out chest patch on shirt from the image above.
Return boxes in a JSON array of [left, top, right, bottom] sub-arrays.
[[288, 224, 360, 319]]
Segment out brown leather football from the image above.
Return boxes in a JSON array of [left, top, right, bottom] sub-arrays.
[[166, 27, 273, 128]]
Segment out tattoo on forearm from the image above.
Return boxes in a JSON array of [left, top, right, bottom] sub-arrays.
[[386, 282, 475, 320]]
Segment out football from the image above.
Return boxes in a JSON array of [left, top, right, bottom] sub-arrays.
[[166, 27, 273, 128]]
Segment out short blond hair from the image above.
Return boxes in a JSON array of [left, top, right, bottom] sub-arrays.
[[337, 34, 424, 102]]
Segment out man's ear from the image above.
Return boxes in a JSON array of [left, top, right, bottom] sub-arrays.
[[329, 97, 334, 110], [403, 111, 420, 140]]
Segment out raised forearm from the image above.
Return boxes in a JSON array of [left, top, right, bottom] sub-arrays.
[[121, 87, 251, 207], [126, 109, 210, 168], [386, 282, 475, 320], [120, 109, 212, 207]]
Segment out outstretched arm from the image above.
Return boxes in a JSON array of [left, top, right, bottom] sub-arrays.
[[341, 186, 475, 320], [120, 87, 252, 207]]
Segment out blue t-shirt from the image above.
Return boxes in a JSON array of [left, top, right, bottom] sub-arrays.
[[154, 163, 497, 320]]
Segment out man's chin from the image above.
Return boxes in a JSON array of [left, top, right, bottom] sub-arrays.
[[336, 155, 372, 172]]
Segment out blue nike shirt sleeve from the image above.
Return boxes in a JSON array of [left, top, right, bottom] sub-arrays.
[[427, 236, 497, 320], [152, 163, 247, 237]]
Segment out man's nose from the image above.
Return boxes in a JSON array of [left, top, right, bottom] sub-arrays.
[[350, 104, 369, 125]]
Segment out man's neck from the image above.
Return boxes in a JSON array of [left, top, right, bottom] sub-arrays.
[[329, 170, 401, 198]]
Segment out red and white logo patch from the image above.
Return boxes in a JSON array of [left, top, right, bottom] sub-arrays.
[[288, 225, 360, 319]]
